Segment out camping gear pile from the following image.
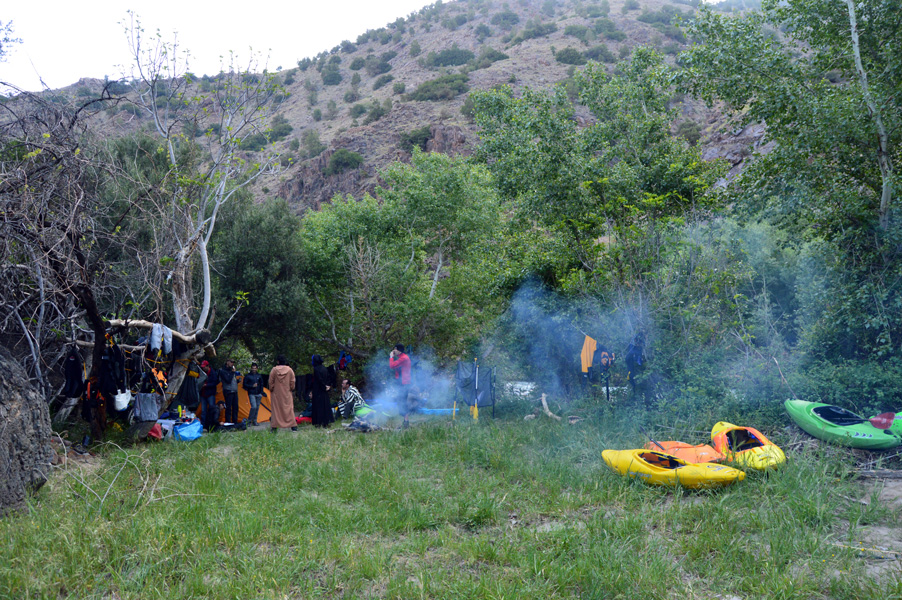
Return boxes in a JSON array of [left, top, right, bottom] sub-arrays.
[[603, 421, 787, 488]]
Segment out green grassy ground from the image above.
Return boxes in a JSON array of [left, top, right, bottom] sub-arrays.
[[1, 410, 899, 599]]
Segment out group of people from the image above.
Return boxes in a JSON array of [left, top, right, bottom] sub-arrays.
[[196, 344, 413, 433]]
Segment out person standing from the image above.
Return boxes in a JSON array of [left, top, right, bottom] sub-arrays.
[[389, 344, 412, 429], [311, 355, 335, 427], [242, 362, 264, 426], [269, 355, 297, 433], [219, 359, 241, 424], [199, 360, 220, 431]]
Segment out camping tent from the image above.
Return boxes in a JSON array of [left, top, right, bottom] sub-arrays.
[[195, 385, 273, 424]]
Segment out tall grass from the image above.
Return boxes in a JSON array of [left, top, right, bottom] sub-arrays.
[[0, 413, 897, 599]]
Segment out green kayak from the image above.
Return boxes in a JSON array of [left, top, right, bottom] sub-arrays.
[[785, 400, 902, 450]]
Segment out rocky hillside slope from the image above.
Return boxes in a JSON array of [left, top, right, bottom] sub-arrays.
[[59, 0, 763, 212]]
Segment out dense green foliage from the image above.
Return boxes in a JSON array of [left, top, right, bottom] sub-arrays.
[[323, 149, 364, 176], [407, 74, 470, 101]]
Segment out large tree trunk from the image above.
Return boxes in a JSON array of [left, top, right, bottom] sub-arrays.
[[0, 345, 53, 515]]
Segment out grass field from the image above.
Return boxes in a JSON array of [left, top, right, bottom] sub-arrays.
[[1, 405, 900, 599]]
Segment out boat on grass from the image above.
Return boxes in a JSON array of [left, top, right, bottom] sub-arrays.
[[710, 422, 786, 470], [643, 441, 724, 463], [602, 449, 745, 489], [785, 400, 901, 450]]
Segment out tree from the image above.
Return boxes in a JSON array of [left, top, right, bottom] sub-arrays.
[[379, 148, 501, 299], [678, 1, 901, 232], [123, 14, 283, 335]]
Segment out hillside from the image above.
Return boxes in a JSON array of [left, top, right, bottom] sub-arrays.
[[58, 0, 761, 211]]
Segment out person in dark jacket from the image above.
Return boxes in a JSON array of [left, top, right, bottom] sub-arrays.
[[199, 360, 220, 431], [218, 359, 241, 424], [242, 362, 264, 425], [311, 355, 335, 428]]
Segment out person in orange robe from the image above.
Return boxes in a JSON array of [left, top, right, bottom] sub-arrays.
[[269, 355, 297, 432]]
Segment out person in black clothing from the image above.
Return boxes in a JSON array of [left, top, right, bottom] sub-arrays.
[[625, 331, 645, 395], [199, 360, 220, 431], [242, 362, 264, 425], [218, 359, 241, 424], [311, 355, 335, 428]]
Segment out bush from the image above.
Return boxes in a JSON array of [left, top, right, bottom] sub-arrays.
[[555, 47, 587, 66], [469, 47, 509, 70], [407, 74, 470, 101], [605, 30, 627, 42], [323, 148, 364, 176], [270, 115, 293, 141], [564, 24, 591, 44], [349, 103, 368, 118], [622, 0, 640, 12], [321, 68, 342, 86], [350, 72, 361, 86], [443, 14, 468, 30], [240, 132, 269, 151], [349, 57, 366, 71], [410, 40, 422, 57], [475, 23, 493, 42], [512, 22, 558, 44], [426, 47, 476, 68], [283, 72, 296, 86], [365, 54, 393, 77], [594, 18, 616, 33], [362, 100, 390, 125], [399, 125, 432, 152], [393, 82, 406, 95], [585, 44, 616, 63], [312, 108, 322, 122], [303, 129, 326, 158], [340, 40, 357, 53], [676, 120, 702, 145], [344, 89, 360, 103], [491, 10, 520, 31], [373, 74, 394, 90]]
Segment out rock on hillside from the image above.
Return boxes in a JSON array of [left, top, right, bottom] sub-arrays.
[[0, 346, 53, 515]]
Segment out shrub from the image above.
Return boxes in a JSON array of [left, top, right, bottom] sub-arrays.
[[350, 72, 361, 86], [564, 24, 591, 44], [512, 22, 558, 44], [585, 44, 616, 63], [303, 129, 326, 158], [321, 68, 342, 86], [349, 57, 366, 71], [365, 54, 393, 77], [475, 23, 493, 41], [542, 0, 556, 16], [605, 30, 627, 42], [555, 47, 587, 65], [349, 103, 368, 118], [491, 10, 520, 31], [362, 100, 390, 125], [312, 108, 322, 121], [399, 125, 432, 152], [443, 14, 469, 30], [323, 148, 364, 176], [283, 72, 296, 86], [594, 18, 616, 33], [676, 120, 702, 145], [622, 0, 640, 12], [393, 82, 406, 94], [407, 74, 470, 101], [344, 89, 360, 103], [240, 132, 268, 151], [619, 45, 631, 59], [270, 115, 293, 141], [298, 57, 313, 71], [410, 40, 422, 57], [426, 47, 476, 68], [470, 47, 509, 70], [340, 40, 357, 53], [373, 74, 394, 90], [289, 138, 300, 152]]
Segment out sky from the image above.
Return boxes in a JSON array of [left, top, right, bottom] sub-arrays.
[[2, 1, 436, 92]]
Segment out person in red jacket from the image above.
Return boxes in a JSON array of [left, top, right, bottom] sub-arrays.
[[389, 343, 412, 429]]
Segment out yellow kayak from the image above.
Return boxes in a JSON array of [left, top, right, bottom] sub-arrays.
[[602, 449, 746, 489], [710, 422, 786, 470]]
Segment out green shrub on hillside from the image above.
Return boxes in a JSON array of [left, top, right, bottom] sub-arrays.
[[344, 89, 360, 103], [491, 10, 520, 31], [425, 47, 476, 68], [399, 125, 432, 152], [475, 23, 493, 42], [469, 47, 509, 70], [312, 108, 322, 121], [585, 44, 616, 63], [410, 40, 422, 57], [407, 74, 470, 101], [393, 82, 406, 94], [373, 74, 394, 90], [349, 57, 366, 71], [564, 24, 591, 44], [349, 104, 368, 118], [676, 120, 702, 145], [442, 14, 469, 30], [622, 0, 640, 12], [511, 22, 558, 44], [321, 67, 342, 86], [323, 148, 364, 176], [555, 47, 587, 65], [302, 129, 326, 157]]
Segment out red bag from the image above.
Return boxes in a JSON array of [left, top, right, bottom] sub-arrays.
[[147, 423, 163, 440]]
